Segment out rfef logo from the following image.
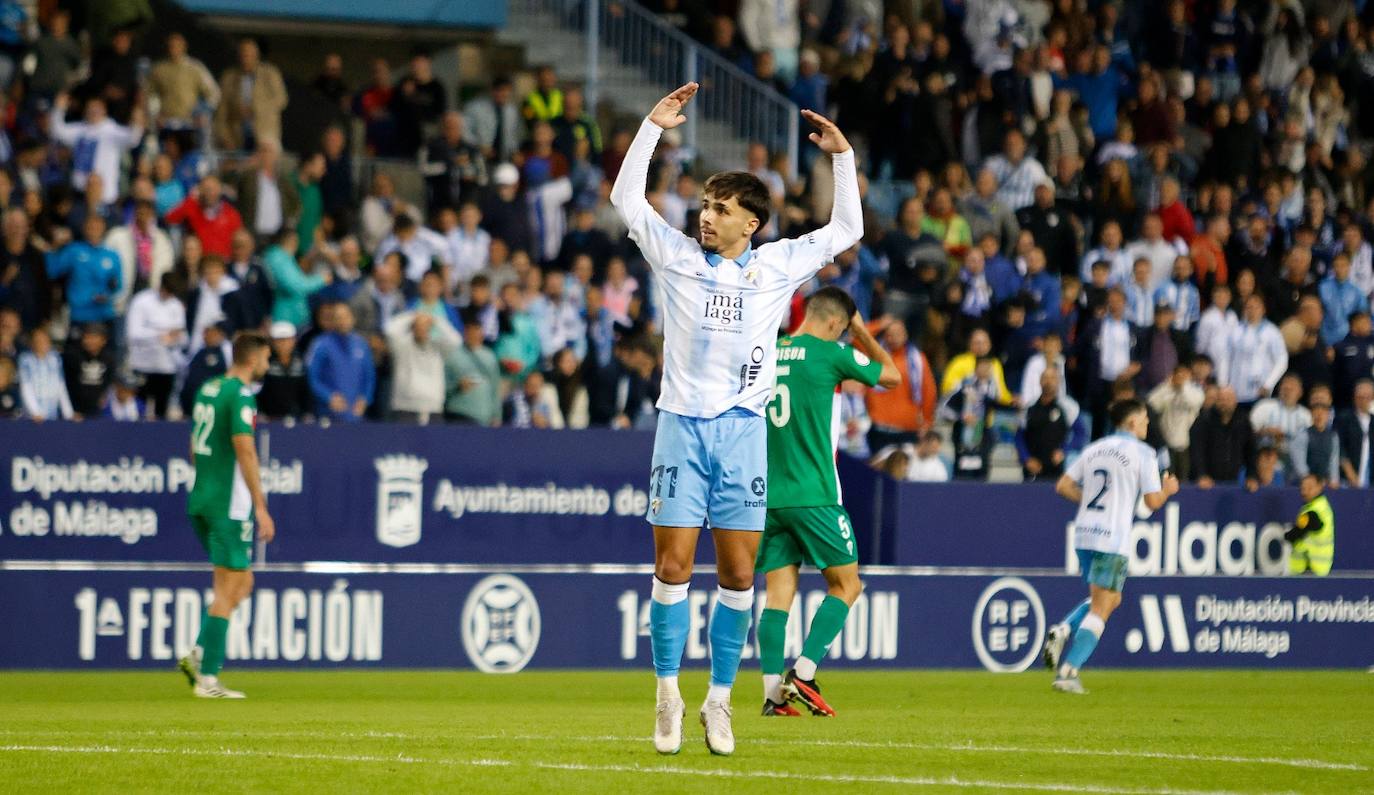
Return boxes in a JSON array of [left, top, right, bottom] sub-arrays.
[[374, 455, 428, 548], [971, 577, 1044, 672], [461, 574, 541, 673]]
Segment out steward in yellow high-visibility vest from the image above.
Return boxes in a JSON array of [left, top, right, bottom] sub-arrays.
[[1286, 474, 1334, 576], [523, 66, 563, 125]]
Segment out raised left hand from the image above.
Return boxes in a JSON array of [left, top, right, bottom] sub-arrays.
[[802, 109, 851, 154]]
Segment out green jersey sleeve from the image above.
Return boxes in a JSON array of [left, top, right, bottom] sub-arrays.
[[231, 387, 258, 436], [830, 342, 884, 387]]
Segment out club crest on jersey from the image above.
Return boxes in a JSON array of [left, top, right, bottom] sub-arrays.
[[742, 264, 761, 285], [374, 455, 429, 548]]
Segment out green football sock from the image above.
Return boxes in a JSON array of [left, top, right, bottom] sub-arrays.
[[757, 608, 789, 676], [200, 616, 230, 677], [800, 595, 850, 668]]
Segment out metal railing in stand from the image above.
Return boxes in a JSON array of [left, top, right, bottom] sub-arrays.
[[509, 0, 799, 178]]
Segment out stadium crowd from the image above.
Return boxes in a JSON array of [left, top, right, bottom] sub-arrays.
[[0, 1, 1372, 490]]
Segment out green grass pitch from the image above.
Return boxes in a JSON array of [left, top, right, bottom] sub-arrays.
[[0, 670, 1370, 793]]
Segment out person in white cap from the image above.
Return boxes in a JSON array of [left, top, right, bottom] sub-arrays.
[[479, 162, 533, 256], [258, 320, 310, 421]]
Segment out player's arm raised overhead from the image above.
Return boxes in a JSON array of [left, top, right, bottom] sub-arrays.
[[782, 110, 862, 285], [609, 82, 699, 270], [848, 312, 900, 389]]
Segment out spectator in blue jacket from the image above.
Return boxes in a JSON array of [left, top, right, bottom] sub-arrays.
[[1018, 246, 1060, 338], [979, 233, 1021, 305], [307, 301, 375, 422], [46, 214, 122, 329], [1319, 253, 1369, 347], [1065, 46, 1124, 141]]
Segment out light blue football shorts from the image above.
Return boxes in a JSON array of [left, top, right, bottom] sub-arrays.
[[646, 407, 767, 532]]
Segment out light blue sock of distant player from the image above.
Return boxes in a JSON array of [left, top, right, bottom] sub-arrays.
[[708, 585, 754, 691], [1062, 613, 1105, 674], [650, 577, 690, 678], [1061, 599, 1091, 634]]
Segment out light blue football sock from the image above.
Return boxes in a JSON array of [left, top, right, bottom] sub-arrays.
[[1062, 599, 1091, 633], [1062, 613, 1105, 674], [650, 578, 690, 678], [708, 586, 754, 688]]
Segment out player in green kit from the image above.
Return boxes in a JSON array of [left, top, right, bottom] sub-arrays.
[[757, 287, 899, 716], [177, 332, 275, 699]]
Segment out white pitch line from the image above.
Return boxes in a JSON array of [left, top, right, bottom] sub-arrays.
[[0, 744, 1272, 795], [2, 728, 1362, 773], [466, 733, 1367, 773]]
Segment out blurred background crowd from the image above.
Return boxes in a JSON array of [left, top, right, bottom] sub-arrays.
[[0, 0, 1372, 488]]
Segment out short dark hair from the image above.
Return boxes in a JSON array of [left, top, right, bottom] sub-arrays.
[[1109, 398, 1146, 428], [804, 286, 856, 322], [702, 171, 771, 230], [232, 331, 271, 365]]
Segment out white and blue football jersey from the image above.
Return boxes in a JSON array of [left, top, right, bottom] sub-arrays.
[[1066, 433, 1163, 556], [611, 120, 863, 419]]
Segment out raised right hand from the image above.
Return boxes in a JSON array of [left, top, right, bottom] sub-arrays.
[[648, 83, 699, 129]]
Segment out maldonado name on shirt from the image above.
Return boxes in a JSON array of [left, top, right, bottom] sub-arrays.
[[701, 290, 745, 333]]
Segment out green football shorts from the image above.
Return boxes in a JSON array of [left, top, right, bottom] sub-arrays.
[[756, 505, 859, 573], [191, 514, 254, 570]]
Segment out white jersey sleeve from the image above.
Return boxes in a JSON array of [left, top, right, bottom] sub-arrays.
[[1137, 444, 1162, 498], [610, 120, 699, 273], [769, 149, 863, 287], [1066, 446, 1088, 484]]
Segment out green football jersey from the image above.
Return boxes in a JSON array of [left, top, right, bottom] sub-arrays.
[[188, 375, 258, 521], [766, 334, 883, 508]]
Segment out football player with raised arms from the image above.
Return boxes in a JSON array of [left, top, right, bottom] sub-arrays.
[[1043, 398, 1179, 694], [611, 82, 861, 755]]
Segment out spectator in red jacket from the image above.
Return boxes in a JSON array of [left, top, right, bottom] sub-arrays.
[[1156, 177, 1196, 246], [165, 175, 243, 258]]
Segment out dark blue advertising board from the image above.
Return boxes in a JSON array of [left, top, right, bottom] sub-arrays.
[[5, 422, 1371, 571], [2, 566, 1369, 670]]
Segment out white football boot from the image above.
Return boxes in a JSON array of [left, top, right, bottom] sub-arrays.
[[194, 676, 246, 699], [653, 696, 685, 754], [699, 700, 735, 756], [1042, 623, 1069, 671]]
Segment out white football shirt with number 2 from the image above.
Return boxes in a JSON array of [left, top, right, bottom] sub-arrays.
[[1067, 433, 1163, 556]]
